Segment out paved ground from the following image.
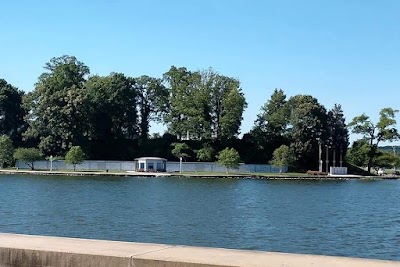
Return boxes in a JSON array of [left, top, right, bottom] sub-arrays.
[[0, 233, 399, 267]]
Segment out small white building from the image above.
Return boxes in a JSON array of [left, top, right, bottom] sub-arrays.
[[135, 157, 167, 172]]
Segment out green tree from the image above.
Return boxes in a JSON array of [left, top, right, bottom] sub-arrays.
[[374, 152, 400, 171], [24, 55, 90, 156], [85, 73, 138, 159], [346, 140, 370, 167], [196, 145, 215, 162], [163, 67, 247, 141], [285, 95, 328, 170], [270, 145, 290, 173], [0, 79, 26, 146], [217, 147, 240, 173], [14, 147, 43, 170], [327, 104, 349, 166], [251, 89, 288, 162], [163, 66, 203, 139], [171, 142, 192, 160], [135, 76, 169, 141], [65, 146, 86, 171], [349, 108, 399, 173], [0, 135, 14, 168]]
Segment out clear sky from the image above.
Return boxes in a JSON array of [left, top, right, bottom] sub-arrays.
[[1, 0, 399, 144]]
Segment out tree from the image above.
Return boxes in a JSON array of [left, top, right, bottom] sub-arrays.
[[24, 55, 90, 156], [217, 147, 240, 173], [163, 67, 247, 141], [285, 95, 329, 170], [0, 135, 14, 168], [251, 89, 288, 162], [346, 140, 370, 167], [135, 76, 169, 141], [374, 152, 400, 171], [65, 146, 86, 171], [270, 145, 290, 173], [196, 145, 215, 162], [14, 147, 42, 170], [0, 79, 26, 146], [327, 104, 349, 166], [171, 142, 192, 161], [85, 73, 138, 159], [349, 108, 399, 173], [163, 66, 203, 139]]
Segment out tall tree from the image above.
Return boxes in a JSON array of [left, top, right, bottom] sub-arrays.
[[24, 55, 90, 156], [135, 76, 169, 141], [0, 135, 14, 168], [285, 95, 328, 170], [163, 67, 247, 141], [85, 73, 138, 159], [163, 66, 203, 139], [0, 79, 26, 146], [327, 104, 349, 166], [208, 72, 247, 140], [251, 89, 288, 162], [349, 108, 399, 173]]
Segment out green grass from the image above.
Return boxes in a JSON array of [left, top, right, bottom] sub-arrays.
[[178, 171, 308, 177]]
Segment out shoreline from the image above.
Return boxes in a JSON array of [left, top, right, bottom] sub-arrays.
[[0, 169, 398, 180]]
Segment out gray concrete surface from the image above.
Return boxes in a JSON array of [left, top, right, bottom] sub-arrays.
[[0, 233, 399, 267]]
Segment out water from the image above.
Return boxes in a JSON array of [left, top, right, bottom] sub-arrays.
[[0, 175, 399, 261]]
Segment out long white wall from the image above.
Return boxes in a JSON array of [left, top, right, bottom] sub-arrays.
[[16, 160, 288, 173]]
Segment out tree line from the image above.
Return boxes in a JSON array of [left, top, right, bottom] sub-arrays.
[[0, 55, 398, 173]]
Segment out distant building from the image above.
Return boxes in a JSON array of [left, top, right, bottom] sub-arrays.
[[135, 157, 167, 172]]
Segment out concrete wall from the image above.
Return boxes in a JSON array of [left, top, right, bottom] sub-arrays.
[[0, 234, 398, 267], [16, 160, 287, 173], [166, 162, 287, 173], [16, 160, 136, 171]]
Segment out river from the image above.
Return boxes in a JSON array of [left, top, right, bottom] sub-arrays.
[[0, 175, 399, 260]]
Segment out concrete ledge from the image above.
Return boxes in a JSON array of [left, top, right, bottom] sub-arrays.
[[0, 234, 399, 267]]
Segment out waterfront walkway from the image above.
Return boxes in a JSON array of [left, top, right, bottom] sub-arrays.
[[0, 234, 399, 267]]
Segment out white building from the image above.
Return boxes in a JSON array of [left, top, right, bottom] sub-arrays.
[[135, 157, 167, 172]]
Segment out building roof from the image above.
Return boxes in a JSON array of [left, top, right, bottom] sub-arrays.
[[135, 157, 167, 161]]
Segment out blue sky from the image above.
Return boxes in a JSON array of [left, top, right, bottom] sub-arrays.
[[1, 0, 399, 144]]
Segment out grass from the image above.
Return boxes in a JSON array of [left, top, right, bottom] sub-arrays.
[[178, 171, 308, 177]]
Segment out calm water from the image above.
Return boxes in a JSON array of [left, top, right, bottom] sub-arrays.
[[0, 175, 399, 260]]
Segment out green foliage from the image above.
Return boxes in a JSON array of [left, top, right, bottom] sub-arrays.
[[349, 107, 399, 173], [163, 67, 247, 140], [85, 73, 138, 159], [346, 140, 370, 167], [0, 135, 14, 168], [65, 146, 86, 171], [135, 75, 169, 141], [23, 55, 90, 156], [374, 152, 400, 169], [217, 147, 240, 173], [196, 145, 215, 162], [14, 147, 43, 170], [270, 145, 290, 173], [0, 79, 26, 147], [171, 142, 192, 160]]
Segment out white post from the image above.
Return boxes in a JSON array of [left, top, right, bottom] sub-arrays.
[[179, 157, 182, 174], [318, 140, 322, 172], [333, 148, 336, 167], [49, 155, 53, 171]]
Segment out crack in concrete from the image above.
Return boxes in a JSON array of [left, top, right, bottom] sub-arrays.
[[129, 246, 175, 267]]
